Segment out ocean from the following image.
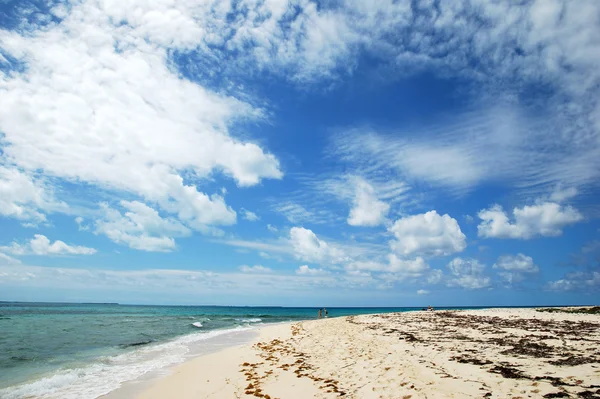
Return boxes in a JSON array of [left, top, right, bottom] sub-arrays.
[[0, 302, 470, 398]]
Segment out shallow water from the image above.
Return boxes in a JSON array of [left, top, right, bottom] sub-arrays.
[[0, 302, 477, 398]]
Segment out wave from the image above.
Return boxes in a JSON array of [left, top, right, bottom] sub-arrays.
[[191, 322, 202, 328], [0, 326, 253, 399], [237, 318, 262, 323]]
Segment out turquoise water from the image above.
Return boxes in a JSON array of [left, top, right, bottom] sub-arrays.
[[0, 302, 474, 398]]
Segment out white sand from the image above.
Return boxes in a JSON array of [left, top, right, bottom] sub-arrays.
[[136, 308, 600, 398]]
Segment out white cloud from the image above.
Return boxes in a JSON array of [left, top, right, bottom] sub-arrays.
[[75, 216, 90, 231], [217, 238, 291, 255], [273, 202, 324, 224], [493, 254, 539, 273], [238, 265, 272, 273], [387, 254, 429, 275], [30, 234, 96, 255], [342, 255, 429, 283], [296, 265, 329, 276], [0, 252, 21, 264], [267, 224, 278, 232], [0, 166, 64, 223], [331, 103, 599, 198], [346, 270, 371, 277], [547, 271, 600, 292], [427, 269, 443, 285], [241, 209, 259, 222], [477, 202, 583, 239], [417, 289, 429, 295], [289, 227, 346, 265], [493, 254, 539, 286], [2, 234, 96, 256], [446, 258, 491, 289], [0, 0, 282, 232], [549, 186, 578, 203], [324, 1, 599, 195], [347, 177, 389, 227], [0, 262, 388, 302], [389, 211, 466, 257], [2, 1, 599, 215], [95, 201, 191, 252]]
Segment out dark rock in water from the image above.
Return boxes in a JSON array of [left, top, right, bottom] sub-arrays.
[[119, 340, 153, 348], [10, 356, 34, 362]]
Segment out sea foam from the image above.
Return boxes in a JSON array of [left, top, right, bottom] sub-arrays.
[[0, 326, 252, 399], [237, 318, 262, 323]]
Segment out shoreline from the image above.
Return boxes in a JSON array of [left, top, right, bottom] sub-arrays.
[[134, 307, 600, 399], [101, 327, 262, 399]]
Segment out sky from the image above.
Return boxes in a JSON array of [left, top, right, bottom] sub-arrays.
[[0, 0, 599, 307]]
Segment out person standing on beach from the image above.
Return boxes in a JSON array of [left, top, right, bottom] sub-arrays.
[[324, 308, 328, 318], [318, 308, 322, 319]]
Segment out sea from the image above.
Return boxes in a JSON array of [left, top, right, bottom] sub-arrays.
[[0, 302, 478, 399]]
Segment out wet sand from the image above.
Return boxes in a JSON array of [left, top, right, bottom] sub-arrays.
[[137, 308, 600, 398]]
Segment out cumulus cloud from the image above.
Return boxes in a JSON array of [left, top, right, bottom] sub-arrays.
[[477, 202, 583, 239], [417, 289, 429, 295], [494, 254, 539, 273], [547, 272, 600, 292], [347, 177, 389, 227], [0, 0, 281, 230], [241, 209, 259, 222], [1, 234, 96, 256], [344, 255, 429, 280], [296, 265, 329, 275], [387, 255, 429, 276], [289, 227, 346, 265], [1, 1, 599, 222], [95, 201, 191, 252], [446, 258, 491, 289], [427, 269, 443, 285], [493, 254, 539, 286], [0, 166, 64, 223], [546, 241, 600, 293], [389, 211, 466, 257], [238, 265, 272, 273]]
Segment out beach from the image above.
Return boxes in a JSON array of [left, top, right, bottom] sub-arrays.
[[135, 308, 600, 399]]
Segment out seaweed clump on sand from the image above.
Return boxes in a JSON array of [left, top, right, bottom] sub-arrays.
[[549, 356, 599, 366]]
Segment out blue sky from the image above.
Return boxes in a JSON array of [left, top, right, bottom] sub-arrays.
[[0, 0, 599, 306]]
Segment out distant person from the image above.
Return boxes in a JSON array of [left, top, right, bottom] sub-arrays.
[[324, 308, 328, 318], [318, 308, 322, 319], [427, 305, 433, 311]]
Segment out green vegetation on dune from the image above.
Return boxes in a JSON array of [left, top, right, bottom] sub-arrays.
[[536, 306, 600, 315]]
